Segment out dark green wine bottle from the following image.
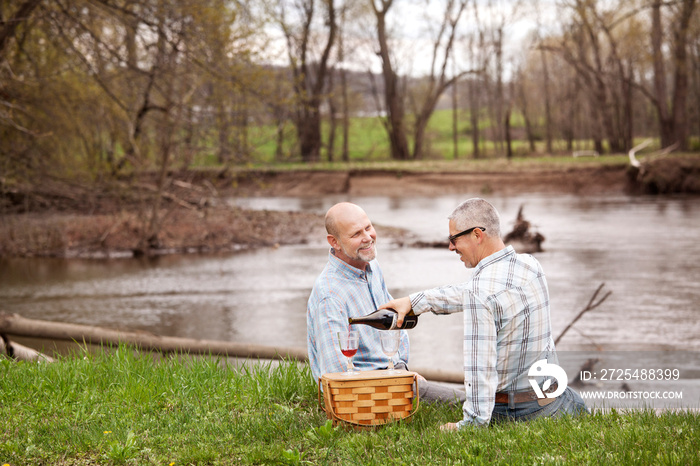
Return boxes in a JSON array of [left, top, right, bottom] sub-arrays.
[[348, 308, 418, 330]]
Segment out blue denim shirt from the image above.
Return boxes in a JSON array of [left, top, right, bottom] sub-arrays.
[[307, 250, 409, 382]]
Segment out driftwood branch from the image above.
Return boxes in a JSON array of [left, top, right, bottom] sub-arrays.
[[629, 139, 678, 170], [628, 139, 652, 168], [0, 313, 308, 361], [555, 283, 612, 346], [0, 332, 54, 362]]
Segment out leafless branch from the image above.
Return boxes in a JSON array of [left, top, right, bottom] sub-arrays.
[[555, 283, 612, 346]]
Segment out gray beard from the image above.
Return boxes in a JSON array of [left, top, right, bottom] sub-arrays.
[[343, 243, 376, 263]]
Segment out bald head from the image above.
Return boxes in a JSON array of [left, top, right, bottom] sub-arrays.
[[325, 202, 368, 237], [325, 202, 377, 269]]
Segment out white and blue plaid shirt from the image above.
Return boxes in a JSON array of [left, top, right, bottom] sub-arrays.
[[307, 250, 409, 382], [410, 246, 556, 426]]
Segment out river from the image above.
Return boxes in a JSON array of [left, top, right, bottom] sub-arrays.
[[1, 193, 699, 378]]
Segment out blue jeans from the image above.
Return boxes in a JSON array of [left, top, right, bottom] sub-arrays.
[[491, 387, 589, 423]]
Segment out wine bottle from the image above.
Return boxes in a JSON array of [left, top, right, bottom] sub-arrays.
[[348, 308, 418, 330]]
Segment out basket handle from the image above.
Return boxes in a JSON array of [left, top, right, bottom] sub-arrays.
[[413, 372, 420, 411], [317, 377, 326, 413]]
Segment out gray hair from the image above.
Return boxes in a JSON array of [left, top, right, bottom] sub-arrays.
[[448, 198, 502, 238]]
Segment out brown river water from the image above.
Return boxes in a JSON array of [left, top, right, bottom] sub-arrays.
[[2, 193, 699, 408]]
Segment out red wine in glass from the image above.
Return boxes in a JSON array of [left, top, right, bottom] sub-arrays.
[[337, 330, 359, 375]]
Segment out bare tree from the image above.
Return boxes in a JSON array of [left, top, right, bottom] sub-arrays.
[[650, 0, 697, 150], [408, 0, 470, 160], [337, 2, 352, 162], [275, 0, 338, 162], [542, 1, 627, 153], [539, 43, 553, 154], [463, 2, 486, 159], [514, 67, 536, 153], [369, 0, 410, 160]]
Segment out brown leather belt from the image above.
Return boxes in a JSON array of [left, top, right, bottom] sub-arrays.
[[495, 383, 558, 404]]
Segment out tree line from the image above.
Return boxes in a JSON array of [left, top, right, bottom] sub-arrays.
[[1, 0, 698, 186]]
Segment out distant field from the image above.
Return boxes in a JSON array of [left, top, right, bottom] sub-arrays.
[[191, 108, 667, 167]]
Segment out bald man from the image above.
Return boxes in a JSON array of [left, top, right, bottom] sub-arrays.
[[306, 202, 409, 381], [307, 202, 465, 405]]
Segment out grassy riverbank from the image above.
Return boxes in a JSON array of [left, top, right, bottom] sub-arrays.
[[1, 349, 698, 465]]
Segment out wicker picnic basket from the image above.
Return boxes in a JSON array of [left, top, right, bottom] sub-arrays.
[[318, 370, 419, 429]]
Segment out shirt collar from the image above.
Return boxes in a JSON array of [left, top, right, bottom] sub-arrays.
[[473, 245, 515, 275]]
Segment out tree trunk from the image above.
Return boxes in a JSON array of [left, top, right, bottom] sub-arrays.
[[651, 0, 673, 148], [338, 9, 350, 163], [298, 108, 323, 162], [327, 68, 337, 162], [469, 78, 480, 158], [217, 102, 231, 164], [285, 0, 338, 163], [505, 108, 513, 159], [410, 0, 468, 160], [670, 0, 696, 151], [452, 77, 459, 159], [372, 0, 410, 160], [341, 66, 350, 162], [540, 47, 553, 154], [517, 72, 536, 152], [493, 26, 505, 155], [624, 60, 634, 151]]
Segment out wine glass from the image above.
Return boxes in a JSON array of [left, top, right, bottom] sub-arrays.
[[337, 330, 359, 376], [380, 331, 401, 374]]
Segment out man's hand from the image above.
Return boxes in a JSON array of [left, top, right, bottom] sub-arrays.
[[439, 422, 459, 432], [379, 297, 412, 326]]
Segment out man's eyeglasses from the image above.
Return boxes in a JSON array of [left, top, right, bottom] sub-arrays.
[[448, 227, 485, 246]]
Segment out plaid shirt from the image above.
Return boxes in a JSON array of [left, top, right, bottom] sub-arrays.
[[410, 246, 556, 426], [307, 250, 409, 383]]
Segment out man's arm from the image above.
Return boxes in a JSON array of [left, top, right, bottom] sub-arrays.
[[380, 284, 465, 326], [457, 291, 498, 427]]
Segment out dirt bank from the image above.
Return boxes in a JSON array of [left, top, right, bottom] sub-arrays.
[[0, 161, 693, 259], [229, 165, 628, 197]]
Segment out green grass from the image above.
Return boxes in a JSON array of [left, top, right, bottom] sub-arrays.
[[189, 106, 697, 171], [1, 348, 699, 465], [189, 108, 650, 167], [195, 152, 643, 178]]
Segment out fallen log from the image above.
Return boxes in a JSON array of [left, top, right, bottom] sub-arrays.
[[0, 333, 54, 362], [0, 313, 466, 383], [0, 313, 308, 361]]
